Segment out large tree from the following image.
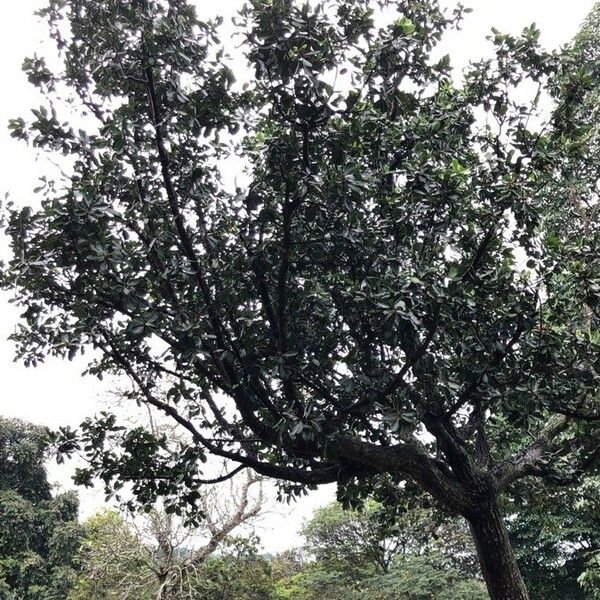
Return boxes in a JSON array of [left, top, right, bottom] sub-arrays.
[[2, 1, 600, 598]]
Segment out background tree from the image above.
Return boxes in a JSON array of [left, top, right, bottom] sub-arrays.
[[188, 536, 275, 600], [506, 477, 600, 599], [358, 555, 488, 600], [143, 469, 264, 600], [274, 552, 487, 600], [302, 501, 397, 576], [68, 510, 155, 600], [3, 1, 600, 598], [71, 469, 264, 600], [279, 499, 483, 600], [301, 500, 476, 576], [0, 417, 81, 600]]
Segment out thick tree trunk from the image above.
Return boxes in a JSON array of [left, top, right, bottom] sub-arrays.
[[467, 496, 529, 600]]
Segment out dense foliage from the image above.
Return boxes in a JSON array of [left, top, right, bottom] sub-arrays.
[[0, 417, 595, 599], [0, 418, 82, 600], [301, 500, 476, 576], [2, 0, 600, 597], [508, 478, 600, 599], [187, 539, 275, 600], [68, 510, 154, 600], [69, 500, 490, 600], [276, 500, 486, 599]]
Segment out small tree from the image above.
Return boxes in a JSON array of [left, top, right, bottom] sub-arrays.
[[71, 470, 263, 600], [302, 501, 399, 575], [3, 1, 600, 598], [144, 470, 264, 600]]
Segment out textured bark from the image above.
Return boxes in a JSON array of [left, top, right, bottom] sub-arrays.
[[467, 497, 529, 600]]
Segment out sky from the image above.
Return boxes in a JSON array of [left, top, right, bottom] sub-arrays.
[[0, 0, 596, 553]]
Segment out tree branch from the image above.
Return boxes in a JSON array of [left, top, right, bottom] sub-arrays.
[[494, 415, 569, 489]]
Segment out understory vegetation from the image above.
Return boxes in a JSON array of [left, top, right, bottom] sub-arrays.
[[0, 417, 598, 599]]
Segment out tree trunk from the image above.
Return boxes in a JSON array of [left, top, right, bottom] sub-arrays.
[[467, 496, 529, 600]]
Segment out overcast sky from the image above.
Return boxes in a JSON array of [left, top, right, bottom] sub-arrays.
[[0, 0, 596, 553]]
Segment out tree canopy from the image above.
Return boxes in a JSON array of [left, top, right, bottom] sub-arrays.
[[301, 500, 476, 576], [509, 477, 600, 599], [0, 418, 82, 600], [270, 500, 486, 600], [2, 1, 600, 598]]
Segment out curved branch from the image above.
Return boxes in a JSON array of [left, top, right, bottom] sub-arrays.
[[329, 436, 474, 514], [494, 415, 569, 489]]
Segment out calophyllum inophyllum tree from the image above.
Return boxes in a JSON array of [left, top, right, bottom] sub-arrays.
[[2, 1, 600, 598]]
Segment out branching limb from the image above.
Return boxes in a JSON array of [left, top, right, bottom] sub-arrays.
[[494, 415, 570, 489]]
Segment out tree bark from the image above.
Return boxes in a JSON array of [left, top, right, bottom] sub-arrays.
[[157, 572, 176, 600], [467, 496, 529, 600]]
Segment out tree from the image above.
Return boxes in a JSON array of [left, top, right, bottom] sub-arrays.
[[142, 470, 264, 600], [2, 1, 600, 598], [508, 477, 600, 599], [274, 555, 487, 600], [188, 536, 275, 600], [69, 510, 155, 600], [71, 470, 263, 600], [0, 417, 82, 599], [302, 492, 600, 598], [274, 566, 356, 600], [287, 499, 482, 599], [359, 555, 488, 600], [301, 500, 476, 576], [302, 501, 396, 575]]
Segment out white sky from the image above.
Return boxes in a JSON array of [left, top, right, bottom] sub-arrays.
[[0, 0, 596, 553]]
